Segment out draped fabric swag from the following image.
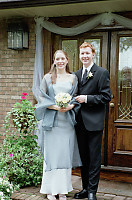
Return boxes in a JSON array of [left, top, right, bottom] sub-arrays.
[[32, 12, 132, 101]]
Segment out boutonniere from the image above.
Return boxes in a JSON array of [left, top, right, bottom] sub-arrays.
[[88, 72, 93, 79]]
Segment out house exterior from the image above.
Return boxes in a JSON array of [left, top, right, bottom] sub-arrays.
[[0, 0, 132, 182]]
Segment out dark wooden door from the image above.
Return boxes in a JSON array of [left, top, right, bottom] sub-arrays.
[[108, 31, 132, 168], [56, 32, 109, 166], [50, 29, 132, 181]]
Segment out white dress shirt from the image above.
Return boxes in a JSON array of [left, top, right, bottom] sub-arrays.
[[82, 62, 94, 78], [82, 62, 94, 103]]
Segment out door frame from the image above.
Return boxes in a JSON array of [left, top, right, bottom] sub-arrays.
[[43, 27, 132, 182], [53, 31, 109, 166], [108, 30, 132, 167]]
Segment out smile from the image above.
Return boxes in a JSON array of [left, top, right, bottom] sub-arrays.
[[83, 59, 89, 61], [58, 64, 64, 66]]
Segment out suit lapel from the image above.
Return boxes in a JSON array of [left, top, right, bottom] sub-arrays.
[[77, 68, 83, 84], [90, 63, 97, 74]]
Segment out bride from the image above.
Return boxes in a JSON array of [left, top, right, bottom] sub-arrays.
[[35, 50, 81, 200]]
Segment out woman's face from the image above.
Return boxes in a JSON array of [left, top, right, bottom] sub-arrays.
[[54, 51, 68, 71]]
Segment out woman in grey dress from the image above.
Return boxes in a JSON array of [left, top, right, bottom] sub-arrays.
[[35, 50, 81, 200]]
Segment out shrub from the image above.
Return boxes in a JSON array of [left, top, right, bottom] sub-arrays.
[[0, 133, 43, 187], [1, 93, 43, 188], [4, 93, 37, 134], [0, 173, 19, 200]]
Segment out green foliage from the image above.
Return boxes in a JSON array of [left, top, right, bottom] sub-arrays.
[[0, 133, 43, 187], [3, 94, 37, 134], [0, 172, 19, 200], [1, 93, 43, 188]]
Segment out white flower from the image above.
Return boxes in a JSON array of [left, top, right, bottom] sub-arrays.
[[0, 191, 4, 196], [10, 185, 13, 189], [0, 178, 3, 182], [7, 188, 10, 193], [55, 92, 72, 108], [88, 72, 93, 79]]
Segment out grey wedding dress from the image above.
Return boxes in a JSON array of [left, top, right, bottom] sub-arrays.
[[35, 74, 81, 195]]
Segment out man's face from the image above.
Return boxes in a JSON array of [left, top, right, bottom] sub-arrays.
[[79, 47, 95, 67]]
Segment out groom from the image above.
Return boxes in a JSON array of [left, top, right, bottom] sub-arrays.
[[74, 42, 111, 200]]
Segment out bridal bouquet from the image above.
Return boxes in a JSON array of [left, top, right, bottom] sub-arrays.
[[55, 92, 72, 108]]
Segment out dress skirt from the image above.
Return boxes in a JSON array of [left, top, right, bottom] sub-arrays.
[[40, 111, 81, 195], [40, 82, 81, 195], [40, 161, 73, 195]]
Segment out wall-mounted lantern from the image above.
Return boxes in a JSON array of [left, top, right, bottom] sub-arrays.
[[7, 21, 29, 50]]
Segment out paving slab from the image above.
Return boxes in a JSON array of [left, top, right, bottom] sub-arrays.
[[11, 175, 132, 200], [72, 176, 132, 197], [112, 196, 126, 200]]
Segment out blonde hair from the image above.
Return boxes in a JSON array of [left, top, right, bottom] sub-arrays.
[[49, 50, 70, 84], [79, 42, 95, 54]]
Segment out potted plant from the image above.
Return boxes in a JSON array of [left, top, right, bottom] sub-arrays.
[[4, 93, 37, 134]]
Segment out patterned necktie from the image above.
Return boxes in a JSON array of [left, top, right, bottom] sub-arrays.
[[82, 69, 88, 84]]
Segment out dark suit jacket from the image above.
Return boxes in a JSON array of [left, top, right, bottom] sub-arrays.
[[75, 64, 111, 131]]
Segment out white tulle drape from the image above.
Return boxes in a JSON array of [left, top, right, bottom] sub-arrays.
[[32, 13, 132, 101], [32, 18, 44, 102], [32, 12, 132, 148], [32, 12, 132, 101]]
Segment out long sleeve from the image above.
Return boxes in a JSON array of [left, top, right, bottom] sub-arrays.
[[87, 69, 111, 105], [38, 74, 48, 103], [35, 74, 55, 121]]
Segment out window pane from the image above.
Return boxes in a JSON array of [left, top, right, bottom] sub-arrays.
[[62, 40, 78, 72], [118, 37, 132, 120], [84, 39, 101, 66]]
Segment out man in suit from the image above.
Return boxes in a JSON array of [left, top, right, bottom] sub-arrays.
[[74, 42, 111, 200]]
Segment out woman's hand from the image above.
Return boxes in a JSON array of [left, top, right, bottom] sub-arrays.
[[59, 104, 75, 112], [48, 105, 60, 111], [48, 104, 74, 112]]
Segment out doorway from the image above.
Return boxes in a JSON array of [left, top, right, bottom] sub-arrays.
[[43, 29, 132, 180]]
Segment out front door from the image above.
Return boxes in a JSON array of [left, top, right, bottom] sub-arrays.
[[108, 31, 132, 168], [47, 29, 132, 178]]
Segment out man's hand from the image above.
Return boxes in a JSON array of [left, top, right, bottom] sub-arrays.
[[75, 95, 86, 103]]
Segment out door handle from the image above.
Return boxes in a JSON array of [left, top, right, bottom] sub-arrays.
[[110, 102, 114, 107]]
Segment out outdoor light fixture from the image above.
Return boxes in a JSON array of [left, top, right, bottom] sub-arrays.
[[7, 21, 29, 50]]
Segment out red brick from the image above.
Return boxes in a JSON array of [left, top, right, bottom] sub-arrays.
[[0, 18, 36, 140]]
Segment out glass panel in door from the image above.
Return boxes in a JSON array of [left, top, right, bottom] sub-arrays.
[[84, 39, 101, 66], [62, 38, 102, 72], [62, 40, 78, 72], [108, 31, 132, 168], [118, 37, 132, 120]]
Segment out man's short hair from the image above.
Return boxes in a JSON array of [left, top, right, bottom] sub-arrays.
[[79, 42, 95, 54]]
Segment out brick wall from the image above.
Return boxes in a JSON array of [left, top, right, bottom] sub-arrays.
[[0, 18, 36, 142]]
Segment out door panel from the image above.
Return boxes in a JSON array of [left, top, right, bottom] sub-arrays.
[[108, 31, 132, 167], [60, 32, 108, 165], [52, 30, 132, 169], [118, 36, 132, 120], [84, 39, 101, 66], [62, 39, 78, 72]]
